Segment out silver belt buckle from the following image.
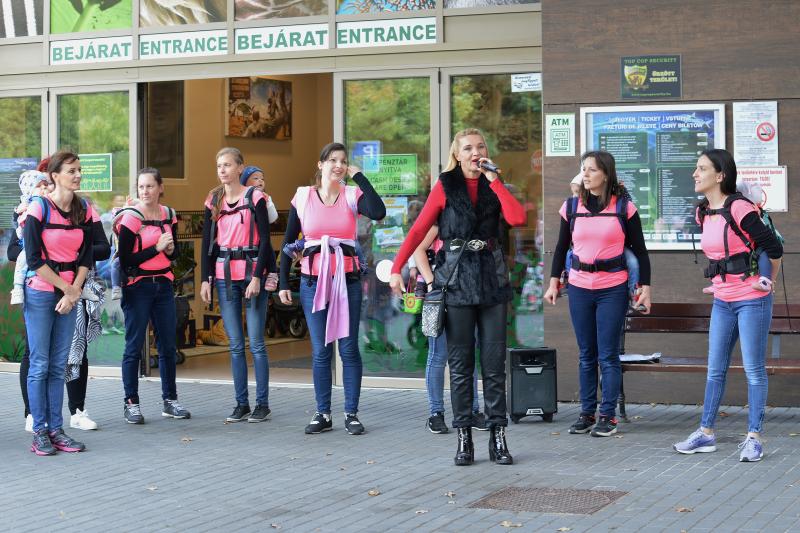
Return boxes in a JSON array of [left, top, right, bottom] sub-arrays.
[[466, 239, 486, 251]]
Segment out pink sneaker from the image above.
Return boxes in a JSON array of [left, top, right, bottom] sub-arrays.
[[751, 276, 772, 292], [702, 285, 715, 295]]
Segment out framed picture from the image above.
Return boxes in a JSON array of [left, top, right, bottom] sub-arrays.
[[270, 210, 289, 236], [226, 77, 292, 140], [176, 210, 205, 239]]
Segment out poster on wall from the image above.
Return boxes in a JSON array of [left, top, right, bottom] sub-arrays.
[[235, 0, 326, 20], [50, 0, 132, 34], [738, 166, 788, 212], [226, 77, 292, 140], [733, 101, 778, 167], [140, 0, 225, 27], [337, 0, 434, 13], [621, 55, 681, 99], [0, 0, 43, 38], [0, 158, 39, 230], [444, 0, 536, 7], [581, 104, 726, 250]]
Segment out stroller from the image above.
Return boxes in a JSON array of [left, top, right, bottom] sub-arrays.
[[149, 255, 195, 368], [266, 262, 307, 339]]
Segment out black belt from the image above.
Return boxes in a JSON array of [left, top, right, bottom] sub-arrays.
[[46, 259, 79, 274], [570, 253, 626, 273], [704, 251, 753, 281], [445, 238, 497, 252], [218, 247, 259, 306]]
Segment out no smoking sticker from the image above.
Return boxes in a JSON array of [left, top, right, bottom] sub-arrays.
[[756, 122, 776, 142]]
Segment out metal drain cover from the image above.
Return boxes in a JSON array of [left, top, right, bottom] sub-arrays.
[[468, 486, 627, 514]]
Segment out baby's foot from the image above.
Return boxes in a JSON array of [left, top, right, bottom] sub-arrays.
[[10, 286, 23, 305], [751, 276, 772, 292]]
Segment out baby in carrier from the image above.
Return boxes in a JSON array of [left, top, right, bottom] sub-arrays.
[[9, 170, 53, 305], [109, 196, 141, 300], [702, 181, 779, 295]]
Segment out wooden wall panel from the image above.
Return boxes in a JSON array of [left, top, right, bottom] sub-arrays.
[[541, 0, 800, 406]]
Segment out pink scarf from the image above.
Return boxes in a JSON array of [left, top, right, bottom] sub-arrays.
[[307, 236, 355, 345]]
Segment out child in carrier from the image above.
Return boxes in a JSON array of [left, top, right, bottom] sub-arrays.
[[702, 181, 778, 295], [561, 172, 642, 309], [109, 196, 140, 300], [10, 170, 53, 305]]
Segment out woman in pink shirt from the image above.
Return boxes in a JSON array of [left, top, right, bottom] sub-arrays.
[[544, 150, 651, 438], [278, 142, 385, 436], [673, 149, 782, 462], [23, 150, 93, 455], [118, 167, 191, 424]]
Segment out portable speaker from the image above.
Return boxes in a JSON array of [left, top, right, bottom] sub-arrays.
[[507, 347, 558, 423]]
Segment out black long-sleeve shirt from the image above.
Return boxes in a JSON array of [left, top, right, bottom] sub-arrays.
[[200, 196, 276, 281], [550, 194, 652, 285], [279, 172, 386, 290], [118, 220, 178, 270]]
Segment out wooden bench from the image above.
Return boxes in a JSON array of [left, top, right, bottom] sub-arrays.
[[618, 302, 800, 420]]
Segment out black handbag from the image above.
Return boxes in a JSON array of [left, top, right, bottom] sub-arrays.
[[420, 237, 470, 338]]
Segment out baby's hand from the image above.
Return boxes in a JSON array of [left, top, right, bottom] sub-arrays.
[[15, 202, 28, 214], [125, 195, 137, 207]]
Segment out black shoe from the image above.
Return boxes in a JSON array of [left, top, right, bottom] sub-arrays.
[[304, 412, 333, 434], [48, 428, 86, 453], [124, 401, 145, 424], [591, 415, 618, 437], [472, 411, 489, 431], [488, 426, 513, 465], [248, 404, 271, 423], [31, 429, 56, 456], [427, 412, 449, 434], [345, 413, 365, 435], [162, 399, 191, 419], [226, 404, 251, 423], [454, 427, 474, 466], [568, 413, 595, 434]]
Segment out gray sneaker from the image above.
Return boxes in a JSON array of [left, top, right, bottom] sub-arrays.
[[124, 401, 145, 424], [738, 436, 764, 462], [674, 429, 716, 454], [162, 399, 191, 419]]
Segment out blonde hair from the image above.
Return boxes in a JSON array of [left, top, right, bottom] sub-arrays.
[[444, 128, 485, 172], [210, 147, 244, 221]]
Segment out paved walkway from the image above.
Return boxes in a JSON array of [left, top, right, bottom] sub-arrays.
[[2, 372, 799, 532]]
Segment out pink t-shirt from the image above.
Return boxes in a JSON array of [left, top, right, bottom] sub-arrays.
[[206, 188, 266, 281], [119, 206, 176, 285], [699, 199, 766, 302], [559, 196, 637, 290], [292, 186, 363, 277], [25, 198, 96, 292]]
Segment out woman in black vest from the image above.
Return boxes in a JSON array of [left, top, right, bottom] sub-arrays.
[[390, 128, 526, 465]]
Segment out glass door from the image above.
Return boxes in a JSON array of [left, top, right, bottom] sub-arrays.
[[335, 69, 439, 387], [442, 66, 544, 349], [0, 90, 47, 369], [49, 85, 138, 372]]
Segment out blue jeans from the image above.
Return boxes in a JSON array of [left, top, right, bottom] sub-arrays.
[[701, 294, 772, 433], [300, 277, 363, 414], [24, 286, 78, 432], [568, 282, 628, 417], [426, 332, 480, 415], [216, 280, 269, 407], [121, 278, 178, 403]]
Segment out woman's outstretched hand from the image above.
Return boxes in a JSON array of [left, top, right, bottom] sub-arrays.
[[543, 277, 561, 306]]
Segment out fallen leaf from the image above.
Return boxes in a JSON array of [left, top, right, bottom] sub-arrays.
[[59, 511, 65, 519], [447, 501, 455, 505], [676, 507, 693, 513], [556, 528, 572, 532], [181, 436, 192, 444], [500, 521, 522, 528], [550, 432, 560, 436], [444, 491, 456, 498], [415, 509, 429, 515], [147, 485, 158, 491], [366, 460, 375, 464], [613, 435, 624, 438], [339, 467, 346, 471], [719, 411, 729, 417], [649, 403, 656, 407], [368, 489, 381, 496]]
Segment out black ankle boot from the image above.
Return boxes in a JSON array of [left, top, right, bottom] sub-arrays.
[[454, 427, 474, 466], [489, 426, 513, 465]]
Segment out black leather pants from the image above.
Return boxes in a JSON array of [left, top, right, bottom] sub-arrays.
[[446, 303, 508, 428]]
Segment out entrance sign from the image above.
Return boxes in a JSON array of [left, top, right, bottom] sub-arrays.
[[50, 36, 133, 65], [733, 101, 779, 166], [581, 104, 726, 250], [78, 153, 113, 192], [738, 166, 788, 212], [336, 18, 436, 48], [621, 55, 681, 99], [369, 154, 418, 195], [545, 114, 575, 157], [140, 30, 228, 60], [236, 24, 329, 54]]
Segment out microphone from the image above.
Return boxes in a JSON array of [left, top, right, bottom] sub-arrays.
[[479, 161, 501, 174]]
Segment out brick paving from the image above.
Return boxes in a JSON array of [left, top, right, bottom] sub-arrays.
[[1, 372, 800, 532]]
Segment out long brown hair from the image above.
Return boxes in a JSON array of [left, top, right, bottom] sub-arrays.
[[315, 142, 348, 188], [210, 147, 244, 221], [47, 150, 86, 226], [578, 150, 627, 211], [444, 128, 484, 172]]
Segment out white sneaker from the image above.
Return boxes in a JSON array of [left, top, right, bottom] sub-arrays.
[[25, 414, 33, 433], [70, 408, 99, 431], [111, 286, 122, 300], [10, 286, 24, 305]]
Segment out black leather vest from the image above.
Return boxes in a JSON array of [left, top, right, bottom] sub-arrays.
[[433, 166, 512, 306]]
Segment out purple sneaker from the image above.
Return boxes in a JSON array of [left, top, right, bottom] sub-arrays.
[[674, 429, 717, 454], [738, 436, 764, 462]]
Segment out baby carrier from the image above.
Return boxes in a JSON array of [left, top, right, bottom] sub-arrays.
[[112, 205, 175, 283], [26, 196, 91, 279], [564, 194, 629, 273]]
